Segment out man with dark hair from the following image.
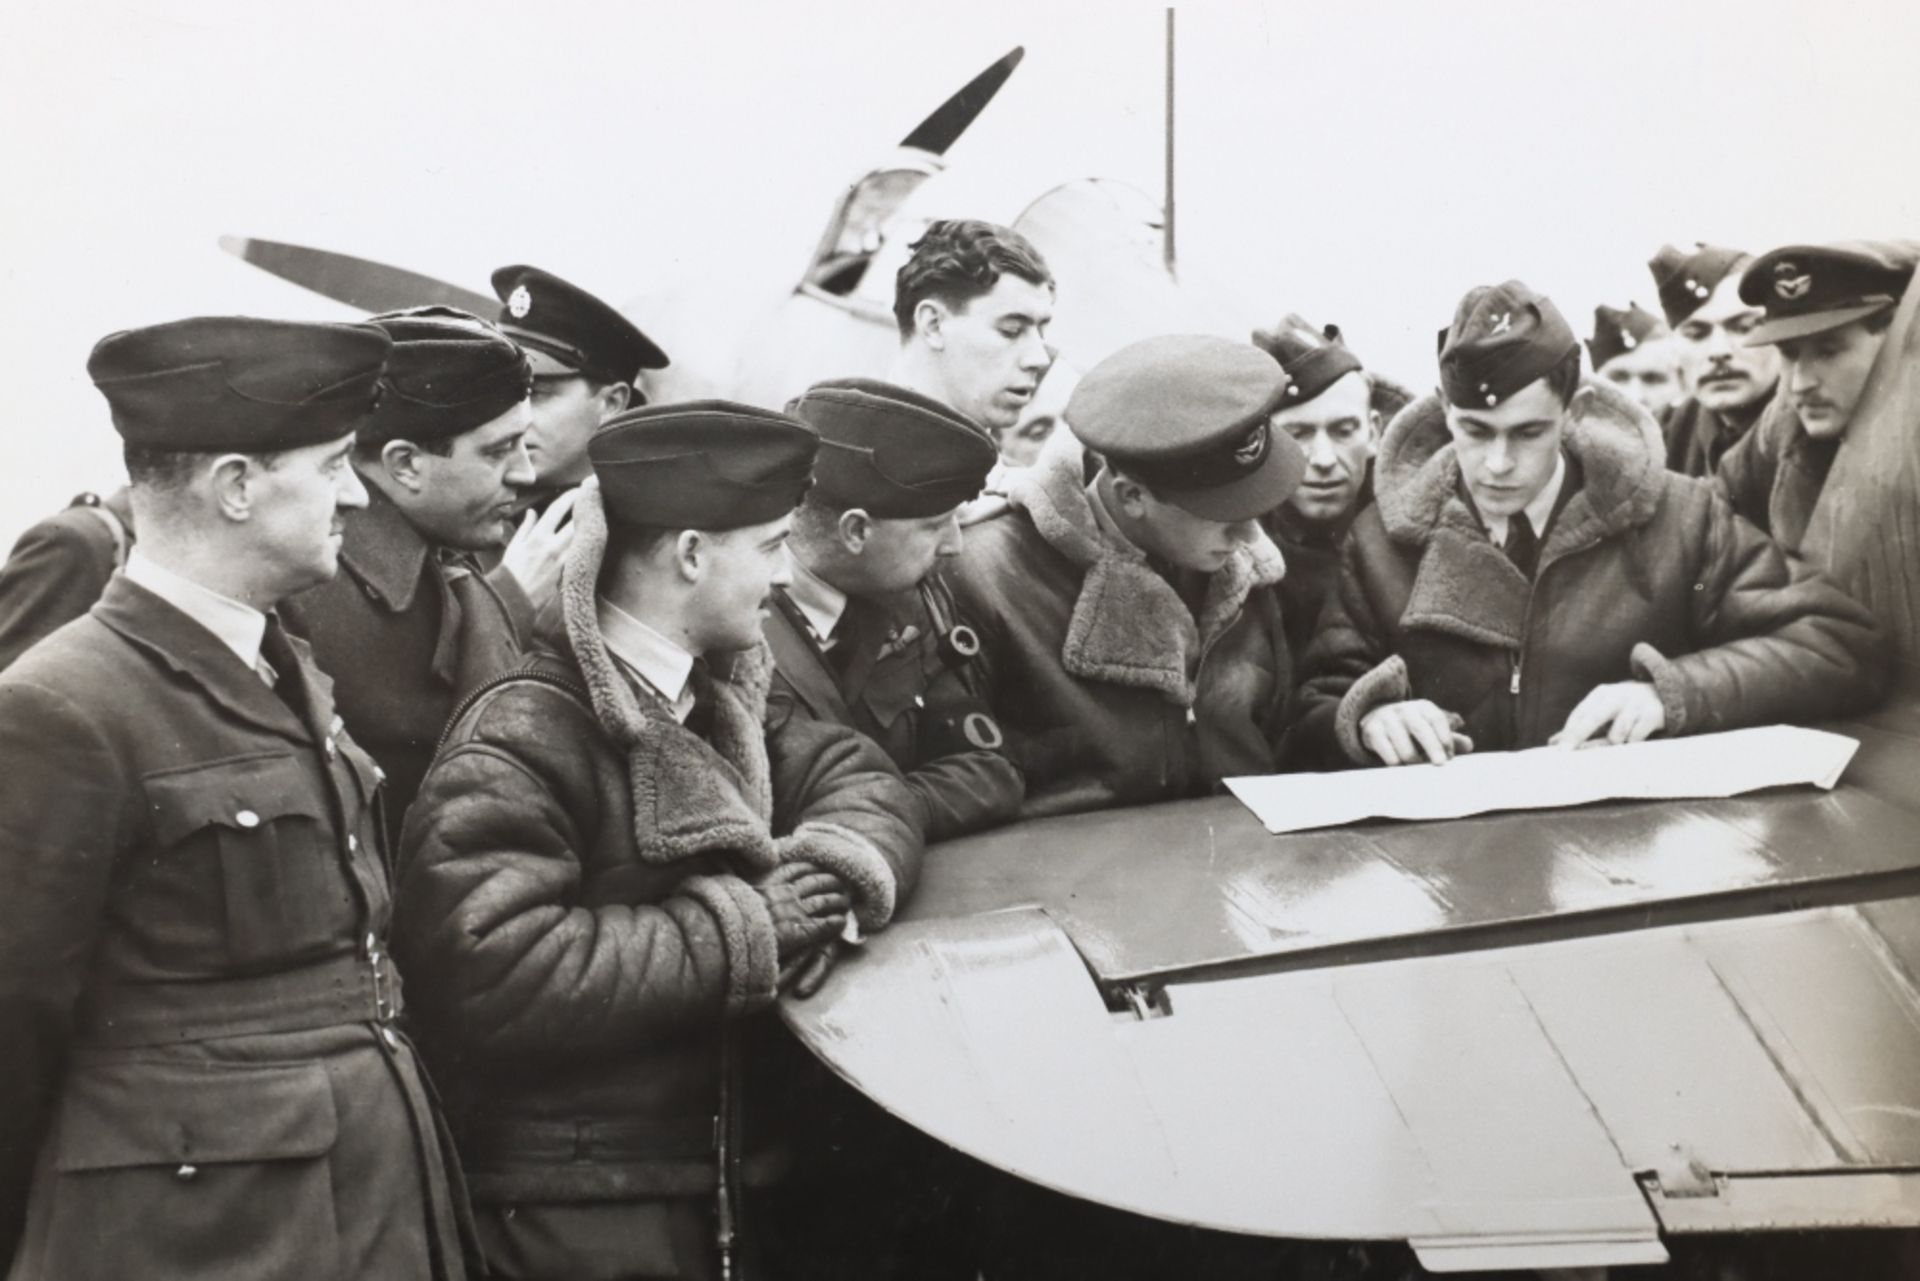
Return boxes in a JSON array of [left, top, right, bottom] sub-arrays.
[[1650, 242, 1780, 475], [280, 306, 569, 834], [1587, 302, 1683, 418], [393, 400, 921, 1281], [491, 264, 668, 514], [890, 218, 1057, 439], [0, 317, 472, 1278], [1716, 241, 1917, 553], [1292, 281, 1885, 768], [949, 334, 1309, 816], [0, 486, 135, 671], [1254, 315, 1414, 658], [770, 377, 1022, 843]]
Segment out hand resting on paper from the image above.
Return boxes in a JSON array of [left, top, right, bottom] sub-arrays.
[[1549, 680, 1666, 749], [1359, 699, 1475, 766]]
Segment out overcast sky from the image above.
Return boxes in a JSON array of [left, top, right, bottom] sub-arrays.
[[3, 0, 1917, 547]]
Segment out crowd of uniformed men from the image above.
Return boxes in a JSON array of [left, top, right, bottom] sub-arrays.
[[0, 221, 1909, 1280]]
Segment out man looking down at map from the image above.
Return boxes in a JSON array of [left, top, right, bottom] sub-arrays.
[[1292, 280, 1886, 768]]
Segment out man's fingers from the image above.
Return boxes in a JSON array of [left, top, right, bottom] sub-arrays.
[[1404, 710, 1453, 765], [1366, 717, 1409, 766], [1450, 732, 1474, 755], [1556, 694, 1609, 750], [538, 488, 582, 531], [791, 945, 837, 999], [1624, 702, 1662, 744]]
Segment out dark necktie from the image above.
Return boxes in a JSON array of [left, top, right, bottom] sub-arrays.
[[684, 660, 718, 741], [258, 614, 310, 724], [1504, 511, 1540, 580]]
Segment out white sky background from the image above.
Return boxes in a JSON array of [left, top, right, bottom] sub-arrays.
[[2, 0, 1917, 549]]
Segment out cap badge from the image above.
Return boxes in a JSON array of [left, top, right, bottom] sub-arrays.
[[508, 285, 532, 319], [1233, 423, 1269, 467], [1621, 331, 1638, 350], [1773, 262, 1812, 301], [1489, 311, 1514, 336], [1687, 279, 1708, 299]]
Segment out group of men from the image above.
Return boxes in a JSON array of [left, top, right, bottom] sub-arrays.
[[0, 215, 1908, 1280]]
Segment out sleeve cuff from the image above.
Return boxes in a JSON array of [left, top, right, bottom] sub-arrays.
[[680, 874, 779, 1014], [1629, 641, 1691, 737], [1334, 654, 1412, 765]]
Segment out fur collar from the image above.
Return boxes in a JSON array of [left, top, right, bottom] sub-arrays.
[[1001, 428, 1287, 705], [1373, 380, 1666, 648]]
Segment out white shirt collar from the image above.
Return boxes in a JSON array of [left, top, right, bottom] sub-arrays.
[[123, 549, 267, 672], [596, 596, 698, 724], [1486, 452, 1567, 548], [783, 548, 849, 646]]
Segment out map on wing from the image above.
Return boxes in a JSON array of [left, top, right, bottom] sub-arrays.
[[1226, 725, 1861, 835]]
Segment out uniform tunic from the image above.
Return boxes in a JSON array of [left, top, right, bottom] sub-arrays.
[[0, 575, 468, 1280], [0, 489, 133, 672]]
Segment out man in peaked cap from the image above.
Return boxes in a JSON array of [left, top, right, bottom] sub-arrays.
[[1587, 302, 1683, 418], [1649, 241, 1781, 475], [1254, 315, 1415, 661], [393, 399, 921, 1281], [1716, 241, 1918, 554], [279, 306, 568, 838], [1291, 280, 1885, 768], [0, 317, 474, 1278], [947, 334, 1309, 817], [492, 264, 669, 515]]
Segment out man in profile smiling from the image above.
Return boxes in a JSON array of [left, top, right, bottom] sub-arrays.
[[1293, 280, 1885, 767]]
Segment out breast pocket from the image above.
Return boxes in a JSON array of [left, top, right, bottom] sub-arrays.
[[38, 1057, 343, 1280], [143, 753, 350, 968]]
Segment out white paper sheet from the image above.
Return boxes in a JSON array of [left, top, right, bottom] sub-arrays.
[[1225, 725, 1861, 836]]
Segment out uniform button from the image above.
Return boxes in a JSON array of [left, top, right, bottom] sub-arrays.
[[347, 835, 359, 853], [326, 737, 338, 760], [235, 810, 260, 828], [382, 1027, 401, 1050], [364, 933, 378, 957], [175, 1163, 198, 1181]]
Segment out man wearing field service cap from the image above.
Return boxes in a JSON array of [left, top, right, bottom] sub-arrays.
[[769, 377, 1022, 844], [393, 400, 921, 1281], [1716, 241, 1918, 553], [947, 334, 1308, 816], [0, 317, 473, 1278], [1254, 315, 1414, 660], [280, 306, 570, 836], [1292, 280, 1885, 768], [1587, 302, 1683, 419], [492, 264, 668, 515], [1650, 241, 1780, 475]]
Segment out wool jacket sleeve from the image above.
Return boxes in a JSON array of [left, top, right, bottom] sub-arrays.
[[0, 516, 117, 672], [393, 680, 778, 1058], [901, 751, 1025, 846], [1628, 492, 1889, 735], [0, 679, 127, 1257], [1287, 531, 1409, 768], [764, 712, 924, 928]]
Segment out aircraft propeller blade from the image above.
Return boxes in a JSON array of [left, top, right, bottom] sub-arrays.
[[218, 235, 500, 317], [897, 46, 1024, 155]]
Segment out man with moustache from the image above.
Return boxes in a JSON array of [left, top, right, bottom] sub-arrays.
[[1292, 281, 1884, 768], [281, 307, 565, 834], [1587, 302, 1683, 418], [1254, 315, 1414, 658], [889, 219, 1057, 440], [1650, 242, 1780, 475], [948, 335, 1309, 817], [393, 401, 920, 1281], [1716, 242, 1917, 554], [0, 317, 472, 1279], [491, 264, 669, 515]]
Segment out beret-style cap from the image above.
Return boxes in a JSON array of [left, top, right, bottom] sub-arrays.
[[492, 264, 669, 384], [1251, 314, 1365, 407], [788, 378, 996, 519], [88, 316, 391, 451], [1067, 334, 1306, 523], [590, 399, 818, 531], [364, 307, 533, 443], [1647, 243, 1747, 326], [1586, 303, 1668, 371], [1738, 242, 1915, 346], [1437, 281, 1578, 410]]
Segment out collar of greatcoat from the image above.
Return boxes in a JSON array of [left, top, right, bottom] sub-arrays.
[[999, 427, 1287, 707], [1373, 378, 1667, 650]]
